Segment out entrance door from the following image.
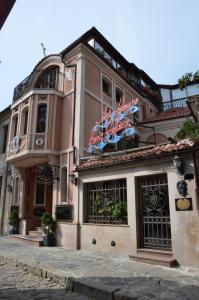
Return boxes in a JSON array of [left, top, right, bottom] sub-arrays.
[[138, 174, 172, 251]]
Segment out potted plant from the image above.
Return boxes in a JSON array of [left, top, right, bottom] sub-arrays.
[[8, 208, 19, 234], [41, 212, 56, 246]]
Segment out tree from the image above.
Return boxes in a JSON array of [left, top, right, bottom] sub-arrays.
[[175, 119, 199, 141]]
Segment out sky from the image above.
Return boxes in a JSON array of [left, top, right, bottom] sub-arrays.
[[0, 0, 199, 111]]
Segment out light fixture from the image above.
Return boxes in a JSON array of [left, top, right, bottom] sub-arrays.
[[69, 173, 78, 185], [173, 155, 184, 174]]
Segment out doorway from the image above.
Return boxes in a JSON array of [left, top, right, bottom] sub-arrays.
[[137, 174, 172, 251]]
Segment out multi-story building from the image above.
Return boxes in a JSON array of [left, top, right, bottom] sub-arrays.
[[0, 106, 11, 235], [3, 27, 199, 267]]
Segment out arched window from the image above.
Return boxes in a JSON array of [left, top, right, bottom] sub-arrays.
[[35, 66, 59, 89], [61, 167, 67, 203], [11, 115, 18, 139], [36, 104, 47, 133], [21, 108, 29, 135], [146, 133, 168, 145]]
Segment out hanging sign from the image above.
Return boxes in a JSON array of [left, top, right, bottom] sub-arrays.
[[88, 98, 140, 153]]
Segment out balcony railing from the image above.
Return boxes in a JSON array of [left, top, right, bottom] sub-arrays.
[[162, 98, 187, 111], [13, 69, 65, 103]]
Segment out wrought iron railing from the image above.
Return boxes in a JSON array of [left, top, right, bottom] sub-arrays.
[[86, 179, 127, 225], [13, 69, 65, 103], [162, 98, 187, 111]]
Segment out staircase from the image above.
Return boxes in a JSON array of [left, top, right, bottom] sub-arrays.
[[129, 249, 178, 267], [10, 227, 43, 247]]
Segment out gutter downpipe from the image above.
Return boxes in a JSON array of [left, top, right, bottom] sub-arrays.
[[61, 58, 80, 249]]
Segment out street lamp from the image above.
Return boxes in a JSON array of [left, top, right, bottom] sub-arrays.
[[173, 155, 184, 174]]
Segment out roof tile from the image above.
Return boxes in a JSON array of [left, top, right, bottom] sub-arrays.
[[143, 107, 190, 123], [77, 139, 197, 171]]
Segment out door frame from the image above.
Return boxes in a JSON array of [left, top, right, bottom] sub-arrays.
[[135, 173, 172, 251]]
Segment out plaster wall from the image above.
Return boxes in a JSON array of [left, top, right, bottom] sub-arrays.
[[56, 222, 77, 248], [78, 157, 199, 267]]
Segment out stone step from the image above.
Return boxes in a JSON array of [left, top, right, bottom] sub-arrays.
[[36, 227, 42, 232], [129, 253, 178, 268], [29, 230, 43, 237], [9, 235, 43, 247], [137, 248, 173, 258]]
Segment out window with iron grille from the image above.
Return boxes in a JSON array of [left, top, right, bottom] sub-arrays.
[[85, 179, 127, 225]]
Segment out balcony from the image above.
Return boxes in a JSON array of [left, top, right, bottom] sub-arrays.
[[13, 67, 65, 103], [7, 133, 48, 167], [162, 98, 187, 111]]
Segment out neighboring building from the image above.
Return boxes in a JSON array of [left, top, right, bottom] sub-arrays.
[[2, 27, 199, 267], [0, 106, 11, 235], [0, 0, 15, 30]]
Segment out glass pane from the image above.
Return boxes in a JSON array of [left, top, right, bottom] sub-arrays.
[[36, 182, 45, 205], [37, 104, 47, 133]]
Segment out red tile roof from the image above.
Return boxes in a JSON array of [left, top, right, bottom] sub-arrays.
[[143, 107, 191, 123], [77, 140, 197, 171]]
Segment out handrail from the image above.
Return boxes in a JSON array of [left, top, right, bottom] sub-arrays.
[[13, 69, 65, 103], [162, 98, 187, 110]]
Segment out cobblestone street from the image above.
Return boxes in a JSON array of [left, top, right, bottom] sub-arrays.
[[0, 260, 90, 300], [0, 237, 199, 299]]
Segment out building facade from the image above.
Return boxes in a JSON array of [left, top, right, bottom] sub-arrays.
[[2, 27, 199, 267], [0, 106, 11, 235]]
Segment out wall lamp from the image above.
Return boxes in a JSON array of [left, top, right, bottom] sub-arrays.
[[173, 155, 184, 174], [69, 173, 78, 185]]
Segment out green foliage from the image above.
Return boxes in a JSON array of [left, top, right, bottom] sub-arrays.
[[193, 71, 199, 82], [93, 193, 127, 218], [178, 71, 199, 90], [41, 212, 56, 235], [176, 119, 199, 141], [112, 202, 127, 218], [178, 73, 193, 90], [8, 209, 19, 229]]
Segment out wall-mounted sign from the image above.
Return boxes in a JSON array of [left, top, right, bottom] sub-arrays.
[[175, 198, 193, 211], [55, 205, 73, 221], [88, 98, 140, 153]]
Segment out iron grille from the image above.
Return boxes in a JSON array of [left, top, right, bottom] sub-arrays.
[[139, 175, 172, 250], [86, 179, 127, 224], [13, 68, 64, 103]]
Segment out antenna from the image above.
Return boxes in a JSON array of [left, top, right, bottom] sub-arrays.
[[41, 42, 47, 57]]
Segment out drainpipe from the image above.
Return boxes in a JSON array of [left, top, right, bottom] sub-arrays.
[[61, 59, 81, 249], [0, 162, 9, 235], [61, 60, 77, 147]]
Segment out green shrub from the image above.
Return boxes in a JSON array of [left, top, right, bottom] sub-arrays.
[[41, 212, 56, 235], [8, 209, 19, 230]]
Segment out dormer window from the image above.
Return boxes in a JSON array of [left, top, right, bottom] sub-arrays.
[[102, 76, 112, 97]]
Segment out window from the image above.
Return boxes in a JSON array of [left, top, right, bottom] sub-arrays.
[[2, 125, 8, 153], [85, 179, 127, 224], [36, 104, 47, 133], [35, 182, 45, 205], [102, 77, 112, 97], [61, 167, 67, 202], [23, 109, 29, 135], [21, 109, 29, 135], [115, 87, 123, 103], [13, 116, 18, 137], [13, 177, 20, 205], [35, 66, 59, 89], [0, 176, 2, 198]]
